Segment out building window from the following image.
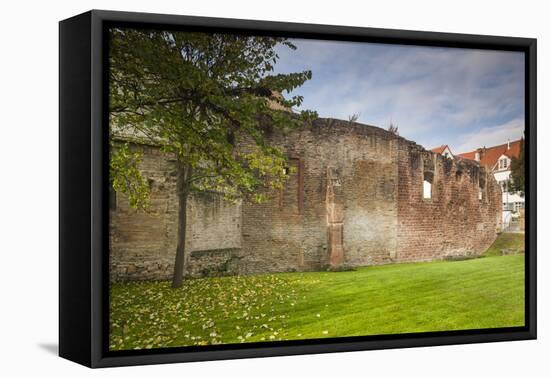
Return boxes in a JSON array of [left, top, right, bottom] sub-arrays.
[[499, 158, 508, 170], [500, 180, 508, 193], [515, 202, 524, 211]]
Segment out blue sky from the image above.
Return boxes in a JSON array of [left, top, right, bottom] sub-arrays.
[[273, 39, 525, 154]]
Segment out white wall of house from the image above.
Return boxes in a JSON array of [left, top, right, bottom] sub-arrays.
[[441, 146, 453, 159], [493, 169, 509, 182], [492, 155, 524, 228]]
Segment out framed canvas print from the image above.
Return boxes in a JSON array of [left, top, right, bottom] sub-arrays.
[[59, 10, 537, 368]]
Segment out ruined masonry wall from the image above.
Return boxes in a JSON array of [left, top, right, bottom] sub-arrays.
[[109, 145, 242, 281], [396, 141, 502, 262], [109, 118, 501, 281], [237, 119, 399, 274]]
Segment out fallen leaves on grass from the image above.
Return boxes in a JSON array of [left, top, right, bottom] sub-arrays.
[[110, 274, 310, 350]]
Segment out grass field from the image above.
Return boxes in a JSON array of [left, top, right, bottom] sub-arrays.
[[110, 245, 525, 350]]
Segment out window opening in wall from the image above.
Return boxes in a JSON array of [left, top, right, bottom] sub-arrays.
[[423, 180, 432, 199], [478, 174, 486, 201], [423, 168, 434, 200]]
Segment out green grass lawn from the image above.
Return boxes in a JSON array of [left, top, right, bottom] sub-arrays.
[[110, 253, 525, 350]]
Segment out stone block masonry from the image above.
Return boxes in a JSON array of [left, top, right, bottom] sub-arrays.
[[109, 118, 501, 281]]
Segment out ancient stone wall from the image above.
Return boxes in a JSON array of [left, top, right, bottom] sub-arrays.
[[109, 144, 242, 281], [109, 145, 178, 281], [395, 140, 502, 262], [236, 119, 399, 274], [109, 118, 501, 281]]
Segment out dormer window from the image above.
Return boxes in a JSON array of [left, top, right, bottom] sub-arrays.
[[499, 157, 509, 170]]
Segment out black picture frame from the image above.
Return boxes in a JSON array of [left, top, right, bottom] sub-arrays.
[[59, 9, 537, 368]]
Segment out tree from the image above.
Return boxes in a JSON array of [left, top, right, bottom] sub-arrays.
[[510, 137, 525, 197], [108, 28, 316, 288]]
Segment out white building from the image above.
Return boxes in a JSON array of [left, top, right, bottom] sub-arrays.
[[456, 140, 524, 228]]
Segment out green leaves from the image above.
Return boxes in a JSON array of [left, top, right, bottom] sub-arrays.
[[109, 142, 150, 210], [108, 28, 319, 288], [109, 27, 317, 209], [510, 138, 525, 197]]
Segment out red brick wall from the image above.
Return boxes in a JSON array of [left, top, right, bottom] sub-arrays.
[[396, 140, 501, 262], [109, 118, 502, 280], [109, 144, 243, 281], [109, 144, 178, 281], [238, 119, 400, 273]]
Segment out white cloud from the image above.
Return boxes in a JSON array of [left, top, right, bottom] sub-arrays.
[[452, 118, 525, 154], [274, 39, 525, 150]]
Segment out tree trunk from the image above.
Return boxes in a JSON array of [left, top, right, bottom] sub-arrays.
[[171, 164, 191, 288]]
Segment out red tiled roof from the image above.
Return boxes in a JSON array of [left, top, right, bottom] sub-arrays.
[[430, 145, 447, 154], [430, 145, 454, 156], [457, 140, 522, 170]]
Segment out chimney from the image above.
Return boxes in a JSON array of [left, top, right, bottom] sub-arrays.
[[507, 139, 511, 150], [475, 148, 481, 162]]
